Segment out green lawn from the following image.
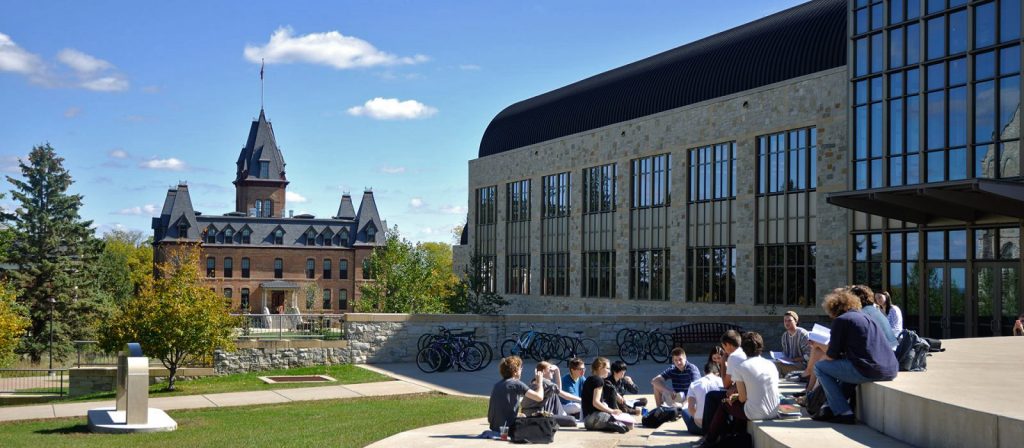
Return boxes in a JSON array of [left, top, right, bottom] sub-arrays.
[[57, 364, 391, 402], [0, 393, 488, 448]]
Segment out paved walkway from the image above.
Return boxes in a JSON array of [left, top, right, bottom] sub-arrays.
[[0, 377, 432, 423]]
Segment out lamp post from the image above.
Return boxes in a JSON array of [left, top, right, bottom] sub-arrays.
[[47, 297, 56, 375]]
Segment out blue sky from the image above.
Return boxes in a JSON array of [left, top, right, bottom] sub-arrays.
[[0, 0, 805, 243]]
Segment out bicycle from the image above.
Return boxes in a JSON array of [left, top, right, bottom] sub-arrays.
[[617, 328, 670, 365], [416, 327, 491, 373]]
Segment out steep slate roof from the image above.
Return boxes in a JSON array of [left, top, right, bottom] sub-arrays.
[[152, 184, 201, 242], [333, 194, 356, 219], [236, 109, 287, 182], [477, 0, 847, 158], [354, 190, 383, 245]]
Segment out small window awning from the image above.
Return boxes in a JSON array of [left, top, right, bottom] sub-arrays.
[[260, 280, 300, 290], [826, 179, 1024, 224]]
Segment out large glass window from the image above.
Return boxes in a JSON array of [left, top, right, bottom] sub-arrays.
[[630, 249, 669, 301], [688, 247, 736, 303], [688, 141, 737, 303], [339, 259, 348, 279], [274, 258, 283, 279], [223, 257, 233, 278], [583, 164, 616, 298], [241, 257, 250, 278], [541, 173, 570, 296], [758, 129, 817, 193], [323, 259, 332, 280], [339, 289, 348, 310], [241, 288, 250, 310], [631, 154, 671, 208], [584, 164, 616, 213], [854, 0, 1021, 186], [306, 259, 315, 279], [474, 186, 497, 293], [756, 244, 816, 306], [506, 179, 530, 295], [206, 257, 216, 278], [581, 252, 615, 298]]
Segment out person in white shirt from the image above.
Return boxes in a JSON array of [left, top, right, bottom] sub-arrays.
[[697, 332, 779, 448], [721, 329, 747, 390], [683, 362, 723, 435]]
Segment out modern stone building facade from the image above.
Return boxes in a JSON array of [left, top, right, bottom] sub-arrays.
[[460, 0, 1024, 339], [152, 109, 386, 313]]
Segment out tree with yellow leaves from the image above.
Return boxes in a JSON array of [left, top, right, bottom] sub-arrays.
[[100, 244, 240, 390], [0, 282, 29, 367]]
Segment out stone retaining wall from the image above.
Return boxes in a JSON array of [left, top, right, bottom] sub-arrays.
[[214, 347, 351, 374], [342, 313, 830, 364]]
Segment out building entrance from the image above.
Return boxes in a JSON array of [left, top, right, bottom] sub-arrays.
[[975, 264, 1020, 337], [925, 264, 966, 339]]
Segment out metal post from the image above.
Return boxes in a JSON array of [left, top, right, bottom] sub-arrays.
[[48, 297, 56, 375]]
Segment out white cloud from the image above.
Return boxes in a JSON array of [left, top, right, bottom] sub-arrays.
[[0, 32, 44, 76], [108, 149, 128, 159], [409, 197, 424, 208], [286, 191, 308, 203], [378, 166, 406, 174], [81, 76, 129, 92], [139, 157, 186, 171], [114, 204, 158, 216], [57, 49, 112, 73], [347, 97, 437, 120], [0, 155, 22, 173], [244, 27, 428, 70], [64, 106, 81, 118], [440, 205, 468, 215], [458, 64, 481, 71]]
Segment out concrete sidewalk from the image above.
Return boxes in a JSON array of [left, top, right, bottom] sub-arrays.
[[0, 376, 432, 423]]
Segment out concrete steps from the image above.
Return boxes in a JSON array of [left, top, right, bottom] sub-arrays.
[[749, 417, 912, 448]]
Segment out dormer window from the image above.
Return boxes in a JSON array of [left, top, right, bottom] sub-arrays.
[[366, 225, 377, 243], [274, 229, 284, 245], [339, 229, 350, 246], [322, 230, 334, 247], [241, 228, 251, 244], [177, 221, 189, 239], [223, 228, 234, 244], [306, 229, 317, 246], [205, 226, 217, 244], [260, 161, 270, 179]]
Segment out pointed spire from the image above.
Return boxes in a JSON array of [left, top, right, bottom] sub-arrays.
[[355, 189, 383, 245], [235, 109, 287, 183], [333, 194, 356, 219]]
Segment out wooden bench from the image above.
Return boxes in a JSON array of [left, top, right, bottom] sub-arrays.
[[671, 322, 744, 347]]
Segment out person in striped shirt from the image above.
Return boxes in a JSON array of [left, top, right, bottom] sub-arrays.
[[778, 311, 810, 376]]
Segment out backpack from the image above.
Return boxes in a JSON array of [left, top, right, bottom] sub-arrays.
[[641, 406, 679, 429], [894, 329, 930, 372], [922, 337, 944, 352], [804, 384, 828, 417], [510, 415, 557, 444]]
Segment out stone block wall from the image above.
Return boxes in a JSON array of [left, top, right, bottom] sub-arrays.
[[342, 313, 830, 364], [214, 340, 350, 374], [69, 367, 117, 397]]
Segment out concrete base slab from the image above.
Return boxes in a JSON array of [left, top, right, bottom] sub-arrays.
[[87, 407, 177, 433]]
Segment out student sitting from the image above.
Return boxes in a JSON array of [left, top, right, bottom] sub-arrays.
[[1014, 314, 1024, 336], [560, 358, 585, 417], [698, 332, 779, 447], [521, 361, 579, 427], [683, 362, 723, 436], [876, 290, 903, 334], [778, 310, 810, 376], [651, 347, 701, 409], [812, 288, 898, 424], [849, 285, 898, 350], [701, 331, 746, 428], [608, 360, 647, 415], [581, 357, 630, 433], [487, 356, 544, 432]]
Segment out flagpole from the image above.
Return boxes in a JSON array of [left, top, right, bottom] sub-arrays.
[[260, 58, 264, 111]]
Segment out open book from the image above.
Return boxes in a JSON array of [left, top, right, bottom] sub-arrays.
[[769, 351, 799, 365], [808, 323, 831, 345]]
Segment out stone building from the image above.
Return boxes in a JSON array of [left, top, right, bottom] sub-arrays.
[[461, 0, 1024, 339], [152, 109, 386, 313]]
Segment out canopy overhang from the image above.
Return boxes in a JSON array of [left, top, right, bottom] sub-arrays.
[[826, 179, 1024, 224]]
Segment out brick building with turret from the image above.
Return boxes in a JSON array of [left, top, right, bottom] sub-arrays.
[[152, 109, 385, 313]]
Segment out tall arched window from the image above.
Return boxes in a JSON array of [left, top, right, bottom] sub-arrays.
[[274, 258, 283, 278], [224, 257, 233, 278], [206, 257, 216, 277], [264, 200, 273, 217]]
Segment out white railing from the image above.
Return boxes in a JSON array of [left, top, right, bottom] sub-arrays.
[[234, 313, 346, 340]]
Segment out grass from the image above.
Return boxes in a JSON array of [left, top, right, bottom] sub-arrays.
[[0, 393, 488, 448], [50, 364, 392, 403]]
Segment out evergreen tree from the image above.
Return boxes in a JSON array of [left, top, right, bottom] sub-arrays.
[[4, 144, 103, 364]]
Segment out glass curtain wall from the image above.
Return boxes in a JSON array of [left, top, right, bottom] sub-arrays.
[[687, 142, 738, 303]]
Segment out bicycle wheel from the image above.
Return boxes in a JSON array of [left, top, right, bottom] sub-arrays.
[[458, 345, 486, 372], [618, 340, 641, 365], [416, 347, 444, 373], [500, 339, 518, 358], [474, 341, 493, 370], [615, 328, 631, 347], [580, 338, 600, 360], [417, 333, 434, 351], [529, 334, 550, 361], [649, 333, 671, 363]]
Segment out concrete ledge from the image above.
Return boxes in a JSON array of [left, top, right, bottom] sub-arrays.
[[750, 418, 912, 448], [859, 336, 1024, 448], [234, 339, 348, 349]]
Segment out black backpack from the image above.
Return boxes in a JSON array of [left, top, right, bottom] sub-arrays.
[[894, 329, 930, 372], [510, 415, 557, 444], [641, 406, 680, 429]]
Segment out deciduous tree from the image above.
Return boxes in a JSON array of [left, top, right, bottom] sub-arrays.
[[100, 244, 239, 390], [0, 283, 29, 367]]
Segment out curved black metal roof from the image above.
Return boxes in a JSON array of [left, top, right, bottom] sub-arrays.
[[478, 0, 847, 158]]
